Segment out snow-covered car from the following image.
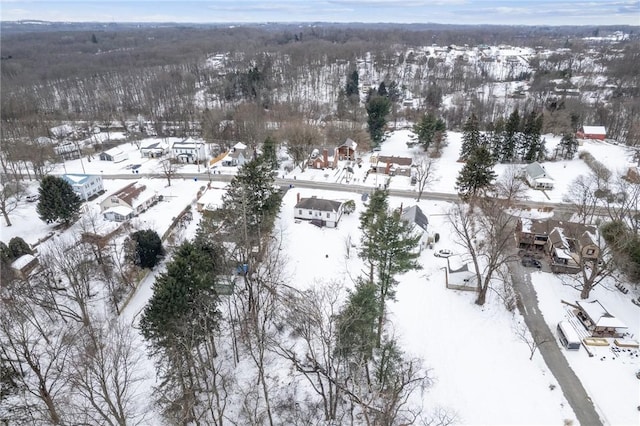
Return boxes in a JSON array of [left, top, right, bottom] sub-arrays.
[[26, 194, 39, 202], [434, 249, 453, 258]]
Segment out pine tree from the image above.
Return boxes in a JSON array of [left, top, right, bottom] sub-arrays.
[[377, 81, 388, 97], [413, 113, 446, 152], [456, 145, 497, 201], [500, 108, 520, 162], [366, 95, 392, 147], [459, 114, 481, 160], [345, 70, 359, 97], [359, 190, 421, 347], [521, 111, 545, 162], [559, 134, 579, 159], [336, 279, 380, 362], [261, 136, 279, 170], [140, 241, 222, 353], [37, 175, 82, 225], [222, 155, 282, 252], [126, 229, 164, 269], [488, 118, 505, 162]]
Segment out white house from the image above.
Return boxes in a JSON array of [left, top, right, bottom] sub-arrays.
[[524, 162, 554, 190], [400, 205, 430, 251], [294, 195, 344, 228], [61, 174, 104, 201], [100, 181, 158, 222], [172, 138, 207, 163], [140, 140, 168, 158], [99, 146, 129, 163]]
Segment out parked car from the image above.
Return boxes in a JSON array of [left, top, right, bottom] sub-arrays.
[[434, 249, 453, 258], [521, 258, 542, 268], [26, 194, 39, 202]]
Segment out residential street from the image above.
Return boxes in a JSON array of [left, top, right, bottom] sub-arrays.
[[508, 261, 604, 426]]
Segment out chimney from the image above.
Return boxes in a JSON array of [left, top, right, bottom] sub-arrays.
[[297, 193, 301, 203], [323, 149, 328, 168]]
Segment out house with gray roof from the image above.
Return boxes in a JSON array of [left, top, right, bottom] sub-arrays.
[[294, 194, 344, 228], [523, 162, 554, 190], [401, 205, 430, 252]]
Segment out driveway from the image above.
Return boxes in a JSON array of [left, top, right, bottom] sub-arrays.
[[508, 261, 604, 426]]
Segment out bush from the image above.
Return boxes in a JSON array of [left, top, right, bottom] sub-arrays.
[[8, 237, 32, 258], [578, 151, 611, 182], [126, 229, 164, 269]]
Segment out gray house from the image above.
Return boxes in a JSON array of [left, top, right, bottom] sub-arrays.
[[401, 205, 429, 251], [524, 162, 554, 190]]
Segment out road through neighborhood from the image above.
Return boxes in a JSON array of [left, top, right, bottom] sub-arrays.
[[508, 261, 604, 426]]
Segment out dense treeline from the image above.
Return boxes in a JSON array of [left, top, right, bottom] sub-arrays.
[[1, 23, 639, 143]]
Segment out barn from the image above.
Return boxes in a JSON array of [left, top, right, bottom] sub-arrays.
[[576, 126, 606, 140]]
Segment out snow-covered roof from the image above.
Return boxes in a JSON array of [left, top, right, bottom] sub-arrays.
[[295, 197, 342, 212], [401, 205, 429, 231], [173, 138, 204, 149], [103, 205, 134, 217], [553, 247, 573, 260], [582, 126, 606, 135], [11, 254, 36, 270], [233, 142, 247, 150], [62, 174, 96, 185], [524, 162, 551, 180], [339, 138, 357, 150], [577, 300, 627, 329], [104, 146, 125, 156], [50, 124, 74, 138]]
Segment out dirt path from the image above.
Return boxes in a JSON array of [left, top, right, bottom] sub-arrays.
[[508, 261, 604, 426]]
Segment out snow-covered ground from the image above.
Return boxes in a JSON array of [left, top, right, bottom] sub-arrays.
[[2, 128, 638, 425]]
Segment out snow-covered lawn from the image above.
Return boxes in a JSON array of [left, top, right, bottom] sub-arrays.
[[532, 272, 640, 426], [278, 188, 577, 425]]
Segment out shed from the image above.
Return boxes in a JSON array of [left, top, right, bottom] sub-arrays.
[[10, 254, 39, 279], [576, 300, 627, 337]]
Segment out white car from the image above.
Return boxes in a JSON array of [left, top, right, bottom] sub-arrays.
[[434, 249, 453, 258]]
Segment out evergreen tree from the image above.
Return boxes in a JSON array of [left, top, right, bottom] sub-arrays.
[[222, 155, 282, 252], [359, 190, 421, 347], [456, 146, 497, 201], [521, 111, 545, 162], [261, 135, 279, 170], [500, 108, 521, 162], [140, 241, 222, 354], [459, 114, 481, 160], [366, 95, 392, 147], [413, 113, 446, 152], [377, 81, 388, 97], [8, 237, 32, 259], [558, 133, 579, 159], [36, 175, 82, 226], [126, 229, 164, 269], [336, 279, 380, 362], [345, 70, 359, 98], [488, 118, 505, 162]]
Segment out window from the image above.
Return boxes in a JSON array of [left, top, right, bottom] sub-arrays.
[[586, 248, 595, 255], [326, 213, 330, 218], [308, 210, 312, 215], [298, 209, 302, 215]]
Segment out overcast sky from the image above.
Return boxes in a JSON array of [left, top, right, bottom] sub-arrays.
[[1, 0, 638, 26]]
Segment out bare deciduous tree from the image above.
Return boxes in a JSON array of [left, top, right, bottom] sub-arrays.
[[514, 321, 552, 361], [448, 201, 518, 305], [493, 165, 529, 206], [0, 174, 25, 226], [563, 174, 600, 225], [159, 159, 178, 187], [70, 320, 148, 426], [280, 122, 321, 171], [413, 153, 438, 202]]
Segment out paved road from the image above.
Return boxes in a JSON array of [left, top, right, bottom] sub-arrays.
[[98, 172, 588, 215], [508, 260, 604, 426]]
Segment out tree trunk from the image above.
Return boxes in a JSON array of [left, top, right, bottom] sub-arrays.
[[2, 211, 12, 226]]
